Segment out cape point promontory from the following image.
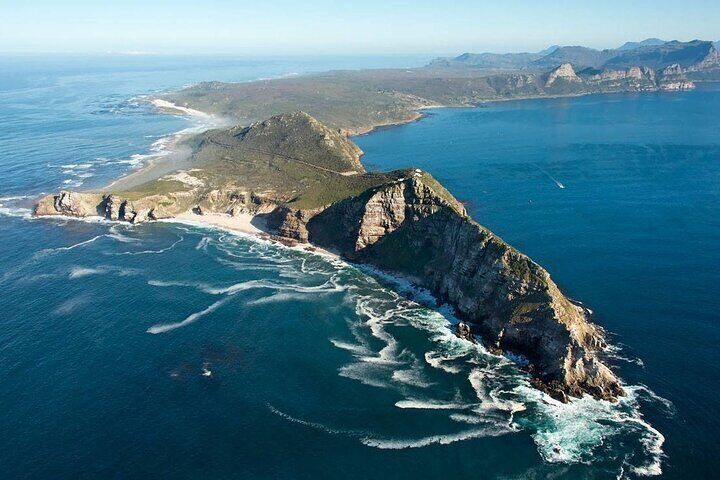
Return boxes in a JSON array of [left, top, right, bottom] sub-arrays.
[[4, 0, 720, 476], [34, 38, 720, 403], [36, 110, 623, 402]]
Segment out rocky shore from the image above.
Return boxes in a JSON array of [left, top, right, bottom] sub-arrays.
[[34, 111, 625, 403]]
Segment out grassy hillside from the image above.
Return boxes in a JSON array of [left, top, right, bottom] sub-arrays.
[[163, 69, 569, 133], [121, 112, 404, 210]]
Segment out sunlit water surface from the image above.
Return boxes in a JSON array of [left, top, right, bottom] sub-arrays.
[[1, 55, 717, 479]]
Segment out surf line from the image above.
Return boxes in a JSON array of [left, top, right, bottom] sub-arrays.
[[534, 164, 565, 189]]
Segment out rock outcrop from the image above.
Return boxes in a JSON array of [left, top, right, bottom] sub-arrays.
[[276, 172, 624, 402], [657, 64, 696, 91], [455, 322, 477, 344], [544, 63, 582, 87], [584, 66, 657, 91], [34, 188, 275, 223], [33, 113, 624, 403], [34, 191, 103, 218]]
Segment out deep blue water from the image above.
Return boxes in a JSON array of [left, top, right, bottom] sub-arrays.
[[0, 56, 717, 479]]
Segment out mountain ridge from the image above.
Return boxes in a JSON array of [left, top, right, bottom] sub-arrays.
[[33, 111, 624, 403], [430, 39, 720, 74], [617, 38, 666, 51]]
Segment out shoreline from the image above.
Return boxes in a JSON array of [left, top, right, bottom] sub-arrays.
[[167, 211, 342, 261], [98, 99, 231, 192], [118, 79, 718, 188]]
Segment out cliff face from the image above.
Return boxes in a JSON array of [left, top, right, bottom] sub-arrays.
[[657, 64, 697, 91], [34, 113, 624, 403], [34, 191, 104, 218], [545, 63, 582, 87], [34, 188, 275, 223], [275, 172, 623, 402]]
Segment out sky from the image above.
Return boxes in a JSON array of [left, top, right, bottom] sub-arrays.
[[0, 0, 718, 55]]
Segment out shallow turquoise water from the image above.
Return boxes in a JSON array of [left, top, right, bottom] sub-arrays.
[[1, 56, 717, 479]]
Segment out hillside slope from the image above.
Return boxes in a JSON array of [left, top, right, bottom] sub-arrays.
[[34, 113, 623, 403]]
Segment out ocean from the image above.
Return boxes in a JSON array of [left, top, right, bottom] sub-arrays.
[[0, 55, 717, 479]]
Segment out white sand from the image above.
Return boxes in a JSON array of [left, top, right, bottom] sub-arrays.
[[151, 99, 211, 118], [175, 211, 265, 235], [171, 211, 341, 260]]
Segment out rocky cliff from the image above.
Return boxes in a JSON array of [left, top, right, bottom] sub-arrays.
[[34, 113, 623, 403], [35, 187, 277, 224], [270, 171, 623, 402], [544, 63, 583, 87]]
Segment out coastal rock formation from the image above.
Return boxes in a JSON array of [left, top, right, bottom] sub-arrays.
[[34, 113, 623, 402], [297, 173, 622, 402], [584, 66, 657, 91], [34, 190, 103, 217], [657, 64, 696, 91], [545, 63, 582, 87], [455, 322, 477, 344], [34, 188, 273, 224]]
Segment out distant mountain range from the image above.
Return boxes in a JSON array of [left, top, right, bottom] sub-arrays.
[[429, 39, 720, 76], [617, 38, 666, 51]]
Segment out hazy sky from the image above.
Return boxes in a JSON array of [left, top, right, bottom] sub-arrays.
[[1, 0, 718, 55]]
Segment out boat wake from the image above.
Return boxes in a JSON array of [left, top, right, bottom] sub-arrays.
[[535, 164, 566, 189]]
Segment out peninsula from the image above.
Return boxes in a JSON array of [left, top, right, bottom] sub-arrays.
[[33, 38, 720, 402], [159, 39, 719, 134]]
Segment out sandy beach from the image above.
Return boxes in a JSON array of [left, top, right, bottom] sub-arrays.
[[175, 211, 267, 236], [97, 99, 232, 192], [150, 99, 212, 118], [171, 210, 341, 260]]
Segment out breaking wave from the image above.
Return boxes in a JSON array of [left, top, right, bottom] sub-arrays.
[[147, 298, 229, 334], [361, 426, 509, 450], [21, 213, 668, 476]]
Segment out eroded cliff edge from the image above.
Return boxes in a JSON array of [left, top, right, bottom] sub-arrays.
[[270, 172, 623, 402], [34, 112, 623, 402]]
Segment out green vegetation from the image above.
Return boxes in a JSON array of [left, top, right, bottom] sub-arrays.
[[121, 179, 190, 199], [164, 69, 544, 133], [163, 40, 719, 135], [604, 40, 717, 69], [113, 111, 408, 211]]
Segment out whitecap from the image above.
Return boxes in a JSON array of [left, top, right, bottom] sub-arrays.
[[147, 298, 228, 334], [53, 295, 91, 316], [246, 292, 313, 305], [361, 426, 507, 450], [195, 237, 211, 251], [35, 234, 106, 257], [267, 404, 365, 437], [629, 385, 675, 416], [69, 266, 105, 279], [395, 399, 469, 410], [106, 232, 140, 243], [391, 368, 435, 388], [0, 204, 32, 219], [111, 236, 183, 255], [424, 351, 463, 373], [329, 339, 371, 356], [622, 416, 665, 477], [605, 344, 645, 368], [338, 363, 395, 390]]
